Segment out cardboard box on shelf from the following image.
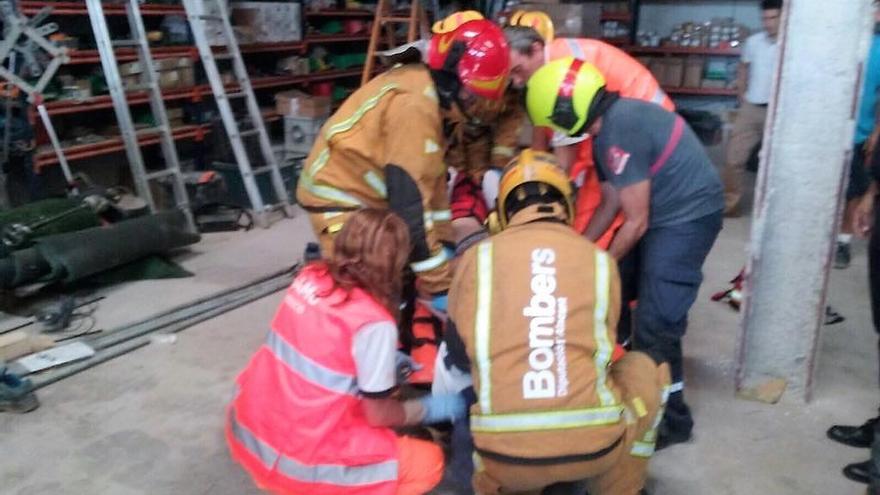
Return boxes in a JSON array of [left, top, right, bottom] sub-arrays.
[[166, 107, 185, 126], [663, 57, 684, 87], [275, 90, 331, 118], [155, 57, 195, 89], [231, 2, 302, 42], [683, 56, 704, 88], [649, 59, 667, 87], [277, 56, 310, 75]]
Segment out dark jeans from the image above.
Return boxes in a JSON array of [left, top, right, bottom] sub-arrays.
[[629, 211, 723, 437]]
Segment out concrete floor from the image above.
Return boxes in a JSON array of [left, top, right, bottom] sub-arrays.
[[0, 210, 877, 495]]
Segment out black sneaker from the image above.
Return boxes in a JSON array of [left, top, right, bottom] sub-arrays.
[[0, 368, 39, 414], [835, 242, 852, 269], [828, 417, 878, 448]]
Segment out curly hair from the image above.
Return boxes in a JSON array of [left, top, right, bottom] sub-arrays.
[[325, 209, 411, 317]]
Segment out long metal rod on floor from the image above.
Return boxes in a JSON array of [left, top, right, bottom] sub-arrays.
[[27, 264, 299, 389]]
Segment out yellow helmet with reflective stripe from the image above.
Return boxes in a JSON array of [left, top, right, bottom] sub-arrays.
[[495, 149, 574, 229], [509, 10, 555, 43], [526, 57, 606, 136], [432, 10, 484, 34]]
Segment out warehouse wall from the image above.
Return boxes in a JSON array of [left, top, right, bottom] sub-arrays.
[[639, 1, 762, 37]]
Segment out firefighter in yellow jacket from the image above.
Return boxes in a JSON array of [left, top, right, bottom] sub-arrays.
[[295, 19, 510, 296], [440, 150, 671, 495]]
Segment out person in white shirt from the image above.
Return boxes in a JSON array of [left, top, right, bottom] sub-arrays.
[[721, 0, 781, 216]]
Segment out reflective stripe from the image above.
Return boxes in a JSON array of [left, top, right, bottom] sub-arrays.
[[325, 84, 398, 140], [266, 330, 358, 395], [471, 406, 624, 432], [651, 88, 668, 106], [423, 85, 438, 102], [630, 441, 655, 458], [474, 242, 494, 414], [668, 381, 683, 394], [363, 171, 387, 198], [299, 174, 364, 207], [323, 211, 344, 220], [230, 411, 398, 486], [230, 409, 280, 468], [564, 38, 586, 60], [410, 247, 451, 273], [593, 251, 616, 406], [277, 453, 398, 487], [425, 209, 452, 222], [491, 145, 515, 158], [306, 148, 331, 178]]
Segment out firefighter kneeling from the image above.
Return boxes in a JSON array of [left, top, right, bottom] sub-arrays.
[[441, 150, 671, 495]]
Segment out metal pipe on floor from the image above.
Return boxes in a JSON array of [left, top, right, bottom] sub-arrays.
[[28, 264, 299, 389]]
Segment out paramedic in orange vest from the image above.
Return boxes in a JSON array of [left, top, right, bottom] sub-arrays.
[[503, 16, 674, 250], [226, 209, 468, 495], [295, 20, 511, 303], [441, 151, 671, 494]]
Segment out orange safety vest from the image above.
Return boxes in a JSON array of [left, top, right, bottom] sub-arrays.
[[546, 38, 674, 111], [407, 301, 441, 386], [546, 38, 675, 247], [227, 264, 399, 495]]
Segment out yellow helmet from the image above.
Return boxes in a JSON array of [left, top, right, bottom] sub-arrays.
[[432, 10, 484, 34], [495, 149, 574, 230], [525, 57, 606, 136], [509, 10, 555, 43]]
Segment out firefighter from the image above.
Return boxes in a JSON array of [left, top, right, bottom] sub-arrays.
[[295, 19, 511, 301], [503, 16, 675, 249], [524, 59, 723, 450], [426, 11, 528, 248], [440, 150, 670, 494], [226, 209, 467, 495]]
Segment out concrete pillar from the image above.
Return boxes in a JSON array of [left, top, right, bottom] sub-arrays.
[[736, 0, 875, 402]]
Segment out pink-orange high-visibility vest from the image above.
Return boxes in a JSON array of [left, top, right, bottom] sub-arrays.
[[227, 264, 399, 495]]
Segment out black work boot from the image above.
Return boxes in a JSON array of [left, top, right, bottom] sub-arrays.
[[828, 417, 878, 448], [0, 367, 39, 413], [844, 459, 877, 484]]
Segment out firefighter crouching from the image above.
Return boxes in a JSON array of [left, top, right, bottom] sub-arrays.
[[440, 150, 671, 494]]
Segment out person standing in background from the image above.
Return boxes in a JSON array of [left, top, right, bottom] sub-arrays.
[[836, 5, 880, 269], [721, 0, 781, 217]]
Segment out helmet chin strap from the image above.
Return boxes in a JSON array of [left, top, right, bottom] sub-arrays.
[[573, 89, 620, 137]]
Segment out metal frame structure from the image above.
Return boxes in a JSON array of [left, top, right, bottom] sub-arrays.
[[183, 0, 294, 227], [85, 0, 194, 231]]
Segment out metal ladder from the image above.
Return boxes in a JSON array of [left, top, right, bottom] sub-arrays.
[[84, 0, 194, 231], [182, 0, 294, 227]]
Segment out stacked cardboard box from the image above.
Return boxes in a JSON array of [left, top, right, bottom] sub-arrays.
[[275, 90, 331, 119], [119, 57, 195, 90]]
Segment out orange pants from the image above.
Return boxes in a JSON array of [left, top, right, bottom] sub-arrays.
[[397, 435, 445, 495], [569, 136, 624, 249]]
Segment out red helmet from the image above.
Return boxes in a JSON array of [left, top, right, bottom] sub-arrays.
[[427, 19, 510, 100]]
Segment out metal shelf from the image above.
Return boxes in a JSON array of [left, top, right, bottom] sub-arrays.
[[305, 33, 371, 43], [664, 86, 737, 96], [20, 0, 184, 15], [305, 9, 374, 18], [625, 46, 741, 56], [601, 12, 633, 22], [35, 109, 281, 168], [34, 123, 209, 169]]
